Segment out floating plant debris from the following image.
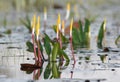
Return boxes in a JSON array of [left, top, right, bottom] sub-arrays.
[[7, 46, 22, 49]]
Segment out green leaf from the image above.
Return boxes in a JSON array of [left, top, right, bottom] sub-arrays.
[[59, 49, 70, 62], [44, 62, 51, 79], [44, 34, 51, 56], [52, 42, 59, 62], [72, 27, 80, 45], [60, 33, 69, 44], [78, 20, 84, 44], [44, 33, 53, 44], [20, 15, 32, 33], [26, 41, 34, 52], [84, 19, 90, 48], [84, 19, 90, 33], [52, 25, 57, 33], [97, 20, 106, 49]]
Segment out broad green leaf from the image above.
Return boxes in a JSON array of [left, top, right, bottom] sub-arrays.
[[44, 35, 51, 56], [72, 27, 80, 45], [44, 33, 53, 44]]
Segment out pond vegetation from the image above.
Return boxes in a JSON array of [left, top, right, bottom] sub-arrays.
[[0, 0, 120, 82]]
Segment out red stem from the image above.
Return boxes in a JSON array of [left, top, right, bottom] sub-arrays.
[[37, 40, 42, 64], [70, 37, 76, 63], [59, 31, 64, 61], [32, 34, 38, 61]]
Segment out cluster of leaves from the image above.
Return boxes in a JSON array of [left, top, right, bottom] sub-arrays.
[[26, 33, 70, 62], [72, 19, 90, 49]]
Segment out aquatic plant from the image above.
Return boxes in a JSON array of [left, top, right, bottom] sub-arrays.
[[115, 35, 120, 48], [44, 61, 69, 79], [20, 15, 32, 33], [72, 18, 91, 49], [98, 54, 107, 63], [97, 19, 106, 49], [69, 18, 76, 62], [26, 14, 70, 62]]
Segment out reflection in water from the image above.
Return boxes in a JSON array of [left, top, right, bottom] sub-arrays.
[[20, 60, 70, 80]]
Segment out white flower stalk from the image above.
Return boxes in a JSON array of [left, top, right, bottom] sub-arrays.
[[44, 7, 47, 21], [62, 20, 65, 36], [65, 3, 70, 20]]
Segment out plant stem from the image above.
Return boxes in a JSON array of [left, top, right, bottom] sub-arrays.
[[70, 37, 76, 63], [37, 40, 42, 64], [43, 21, 46, 33], [32, 34, 38, 61]]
